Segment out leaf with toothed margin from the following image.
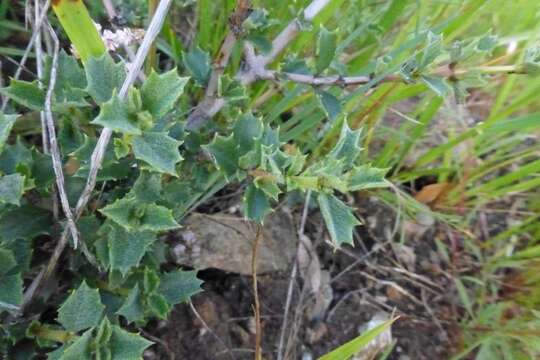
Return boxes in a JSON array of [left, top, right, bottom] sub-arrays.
[[182, 47, 211, 86], [316, 26, 337, 74], [100, 197, 179, 232], [132, 132, 183, 176], [0, 80, 45, 111], [318, 192, 361, 247], [0, 273, 23, 313], [244, 183, 272, 223], [55, 328, 93, 360], [91, 94, 142, 135], [0, 113, 17, 154], [0, 173, 25, 205], [109, 325, 153, 360], [116, 284, 145, 324], [57, 281, 105, 332], [85, 54, 126, 104], [108, 224, 156, 276], [159, 270, 203, 305], [316, 90, 342, 121], [141, 69, 189, 118], [346, 165, 389, 191], [328, 123, 362, 170], [204, 134, 239, 179]]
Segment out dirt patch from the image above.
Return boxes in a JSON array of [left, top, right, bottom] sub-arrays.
[[145, 195, 461, 359]]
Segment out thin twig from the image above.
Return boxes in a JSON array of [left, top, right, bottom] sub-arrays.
[[185, 0, 252, 130], [33, 0, 59, 220], [186, 0, 332, 130], [43, 25, 80, 248], [1, 0, 51, 111], [21, 0, 174, 310], [189, 300, 236, 360], [277, 191, 311, 360], [251, 224, 263, 360]]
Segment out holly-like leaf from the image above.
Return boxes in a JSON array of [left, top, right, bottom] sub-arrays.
[[109, 325, 153, 360], [421, 75, 450, 97], [233, 113, 263, 154], [132, 171, 162, 203], [316, 26, 337, 73], [100, 197, 179, 232], [347, 165, 388, 191], [141, 69, 189, 118], [132, 132, 183, 176], [318, 193, 361, 247], [57, 281, 105, 332], [204, 134, 239, 179], [0, 273, 22, 312], [244, 183, 272, 223], [0, 80, 45, 111], [147, 293, 171, 319], [45, 51, 88, 107], [0, 248, 16, 275], [316, 90, 342, 121], [0, 113, 17, 154], [328, 123, 362, 170], [85, 54, 126, 104], [0, 173, 25, 205], [159, 270, 203, 305], [182, 47, 211, 86], [91, 94, 142, 135], [116, 284, 145, 324], [108, 225, 156, 276], [57, 328, 93, 360], [0, 205, 52, 241]]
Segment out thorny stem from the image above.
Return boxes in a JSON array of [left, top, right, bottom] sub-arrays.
[[21, 0, 174, 311]]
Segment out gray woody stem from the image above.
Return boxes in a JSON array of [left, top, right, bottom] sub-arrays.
[[43, 26, 80, 248], [186, 0, 332, 130]]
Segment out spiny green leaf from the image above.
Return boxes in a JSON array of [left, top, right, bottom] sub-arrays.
[[316, 90, 342, 121], [141, 69, 189, 118], [318, 193, 361, 247], [182, 47, 211, 86], [233, 113, 263, 154], [421, 75, 450, 97], [132, 171, 162, 203], [109, 325, 153, 360], [57, 328, 93, 360], [0, 248, 17, 275], [0, 80, 45, 111], [45, 51, 88, 107], [0, 113, 17, 154], [328, 123, 362, 169], [147, 293, 171, 319], [316, 26, 338, 73], [0, 205, 52, 240], [91, 94, 142, 135], [0, 173, 25, 205], [346, 165, 388, 191], [57, 281, 105, 332], [108, 225, 156, 276], [159, 270, 203, 305], [0, 138, 32, 174], [204, 134, 239, 179], [132, 132, 183, 176], [116, 284, 145, 324], [100, 197, 179, 232], [95, 317, 113, 346], [244, 183, 272, 223], [0, 273, 23, 312], [85, 54, 126, 104]]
